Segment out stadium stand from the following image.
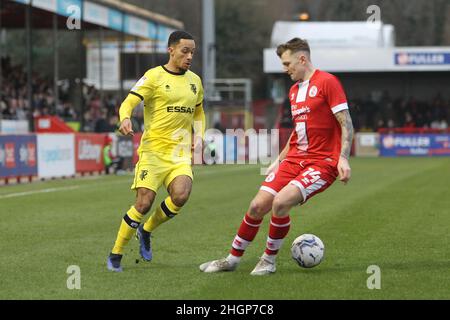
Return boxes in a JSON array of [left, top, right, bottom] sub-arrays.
[[274, 92, 449, 133], [1, 55, 144, 133]]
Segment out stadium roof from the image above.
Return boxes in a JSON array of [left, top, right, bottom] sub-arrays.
[[0, 0, 183, 40], [264, 21, 450, 73], [270, 21, 395, 49], [98, 0, 183, 29]]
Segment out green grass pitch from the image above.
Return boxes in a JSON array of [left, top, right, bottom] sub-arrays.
[[0, 157, 449, 299]]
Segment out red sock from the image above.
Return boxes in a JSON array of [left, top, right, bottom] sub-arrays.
[[230, 213, 263, 257], [265, 215, 291, 255]]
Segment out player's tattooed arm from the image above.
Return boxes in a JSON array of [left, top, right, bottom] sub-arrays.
[[334, 109, 354, 159]]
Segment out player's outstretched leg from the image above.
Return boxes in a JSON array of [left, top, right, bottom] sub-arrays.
[[250, 184, 300, 275], [107, 253, 123, 272], [136, 224, 152, 261], [200, 190, 272, 273], [199, 213, 265, 272], [139, 196, 182, 262], [199, 212, 264, 273], [107, 205, 145, 272], [250, 215, 291, 276]]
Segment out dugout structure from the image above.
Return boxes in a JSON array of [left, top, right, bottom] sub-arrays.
[[205, 78, 253, 131]]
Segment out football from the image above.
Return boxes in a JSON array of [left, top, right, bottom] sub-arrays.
[[291, 234, 325, 268]]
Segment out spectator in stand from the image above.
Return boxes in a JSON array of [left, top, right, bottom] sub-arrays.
[[403, 112, 415, 128], [0, 97, 7, 115], [431, 117, 448, 130], [95, 108, 115, 132], [106, 94, 118, 116], [82, 110, 96, 132], [375, 118, 385, 132], [89, 93, 102, 120], [108, 114, 119, 132], [415, 112, 427, 128], [61, 101, 77, 121], [386, 118, 396, 130]]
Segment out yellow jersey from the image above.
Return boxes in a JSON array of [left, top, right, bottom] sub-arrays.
[[128, 65, 204, 160]]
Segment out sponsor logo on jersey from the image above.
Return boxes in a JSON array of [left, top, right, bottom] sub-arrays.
[[167, 106, 195, 113], [291, 106, 311, 116], [190, 84, 197, 94], [309, 85, 318, 97]]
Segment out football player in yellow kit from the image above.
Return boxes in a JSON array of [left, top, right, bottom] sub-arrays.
[[107, 31, 205, 272]]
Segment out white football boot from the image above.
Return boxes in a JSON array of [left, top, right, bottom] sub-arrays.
[[199, 258, 238, 273], [250, 257, 276, 276]]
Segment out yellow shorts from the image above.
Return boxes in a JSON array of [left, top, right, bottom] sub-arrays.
[[131, 152, 193, 192]]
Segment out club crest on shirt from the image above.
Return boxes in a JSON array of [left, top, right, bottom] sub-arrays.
[[190, 84, 197, 94], [309, 85, 318, 97]]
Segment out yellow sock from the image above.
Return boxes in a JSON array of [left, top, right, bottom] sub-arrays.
[[111, 206, 144, 255], [143, 196, 181, 232]]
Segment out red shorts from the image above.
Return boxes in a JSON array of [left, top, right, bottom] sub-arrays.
[[261, 158, 338, 204]]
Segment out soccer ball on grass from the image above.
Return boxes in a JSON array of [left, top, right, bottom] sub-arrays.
[[291, 234, 324, 268]]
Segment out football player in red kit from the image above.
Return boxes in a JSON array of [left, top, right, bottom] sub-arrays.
[[200, 38, 354, 275]]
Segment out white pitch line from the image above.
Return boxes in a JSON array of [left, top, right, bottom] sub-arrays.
[[196, 165, 258, 175], [0, 165, 260, 199], [0, 186, 80, 199]]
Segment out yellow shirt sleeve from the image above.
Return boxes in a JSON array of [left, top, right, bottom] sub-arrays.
[[193, 104, 205, 140], [193, 79, 205, 139], [130, 70, 156, 101], [118, 93, 142, 122], [196, 80, 204, 106], [120, 68, 157, 122]]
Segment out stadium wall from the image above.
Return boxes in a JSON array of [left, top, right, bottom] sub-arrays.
[[0, 133, 111, 183], [379, 133, 450, 157], [1, 132, 449, 183]]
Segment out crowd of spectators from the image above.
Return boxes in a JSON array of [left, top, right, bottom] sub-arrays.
[[1, 56, 78, 122], [2, 56, 449, 134], [1, 56, 144, 133], [278, 90, 449, 132], [350, 91, 449, 132]]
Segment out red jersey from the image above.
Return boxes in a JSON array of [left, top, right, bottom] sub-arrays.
[[286, 69, 348, 167]]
